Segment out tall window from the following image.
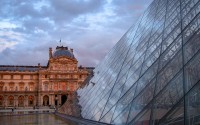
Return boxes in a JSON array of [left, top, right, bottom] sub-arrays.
[[9, 87, 14, 91], [0, 86, 3, 91], [9, 82, 14, 91], [30, 75, 33, 80], [0, 82, 4, 91], [30, 85, 34, 91], [54, 83, 58, 91], [19, 82, 24, 91], [20, 75, 23, 80], [15, 86, 18, 91], [44, 83, 48, 91], [8, 96, 14, 106], [18, 96, 24, 107], [0, 96, 3, 106], [20, 86, 24, 91], [11, 75, 13, 79], [61, 82, 66, 91], [29, 82, 34, 91], [28, 96, 34, 106]]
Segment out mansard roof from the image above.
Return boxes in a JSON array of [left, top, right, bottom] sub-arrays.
[[0, 65, 46, 72]]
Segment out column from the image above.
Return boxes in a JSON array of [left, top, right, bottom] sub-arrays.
[[51, 95, 55, 106], [34, 96, 36, 106], [49, 94, 53, 106], [40, 94, 43, 106]]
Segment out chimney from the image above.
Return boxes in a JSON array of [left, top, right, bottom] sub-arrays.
[[49, 47, 52, 58], [70, 48, 73, 53]]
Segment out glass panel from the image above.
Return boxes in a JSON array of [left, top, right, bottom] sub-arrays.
[[184, 29, 200, 64], [152, 71, 183, 124], [112, 82, 138, 120], [182, 0, 200, 28], [159, 36, 182, 70], [185, 82, 200, 125], [158, 100, 184, 125], [100, 106, 116, 124], [127, 78, 156, 123], [156, 51, 182, 94], [130, 109, 151, 125], [136, 61, 158, 96], [111, 103, 131, 125], [185, 51, 200, 92], [183, 13, 200, 44]]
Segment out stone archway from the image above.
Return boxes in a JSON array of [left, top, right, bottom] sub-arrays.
[[8, 96, 14, 107], [18, 95, 24, 107], [28, 95, 34, 106], [61, 94, 68, 105], [43, 95, 49, 106], [0, 95, 3, 106]]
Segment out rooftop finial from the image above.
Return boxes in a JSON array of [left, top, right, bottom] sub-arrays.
[[59, 39, 62, 46]]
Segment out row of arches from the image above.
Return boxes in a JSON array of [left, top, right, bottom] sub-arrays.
[[0, 81, 35, 91], [0, 95, 34, 107], [0, 94, 68, 107], [42, 95, 67, 106]]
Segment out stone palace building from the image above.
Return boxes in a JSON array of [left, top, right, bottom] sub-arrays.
[[0, 46, 93, 108]]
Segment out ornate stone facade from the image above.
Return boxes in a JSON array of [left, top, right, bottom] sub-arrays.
[[0, 46, 93, 108]]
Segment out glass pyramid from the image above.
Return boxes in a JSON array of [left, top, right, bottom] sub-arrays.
[[77, 0, 200, 124]]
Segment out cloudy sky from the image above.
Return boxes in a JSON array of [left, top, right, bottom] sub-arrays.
[[0, 0, 152, 67]]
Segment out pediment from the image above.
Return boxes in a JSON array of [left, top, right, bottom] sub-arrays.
[[49, 57, 77, 64], [48, 57, 78, 71]]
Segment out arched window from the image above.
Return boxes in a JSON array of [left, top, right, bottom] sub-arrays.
[[43, 95, 49, 106], [18, 95, 24, 107], [8, 96, 14, 106], [28, 96, 34, 106]]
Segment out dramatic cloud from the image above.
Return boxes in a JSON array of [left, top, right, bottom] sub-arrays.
[[0, 0, 152, 67]]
